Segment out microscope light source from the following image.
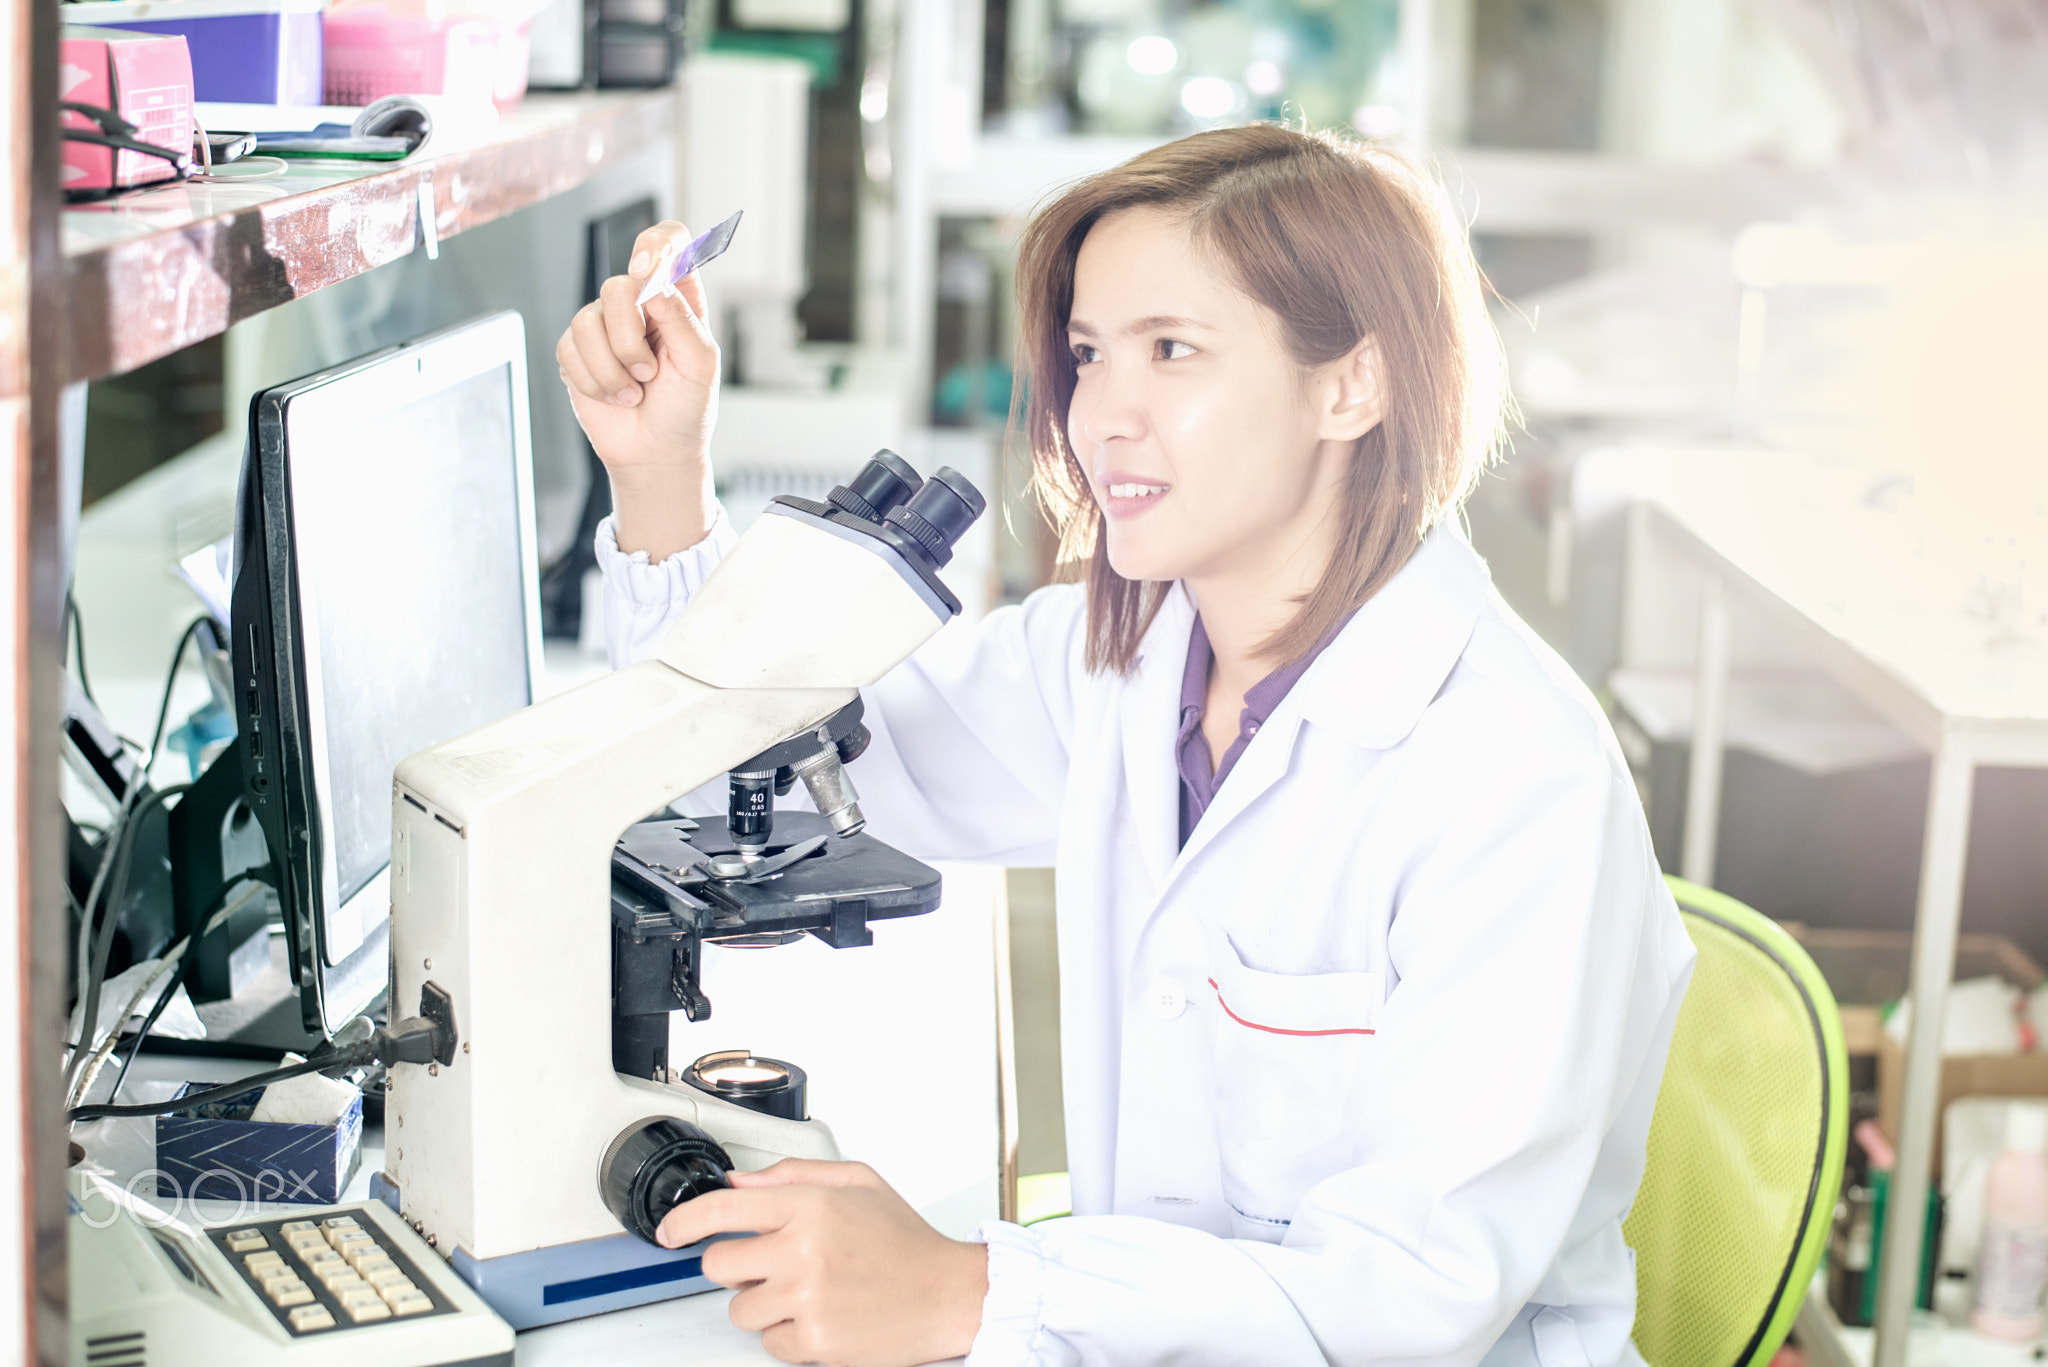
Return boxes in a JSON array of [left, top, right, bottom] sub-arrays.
[[684, 1050, 808, 1123]]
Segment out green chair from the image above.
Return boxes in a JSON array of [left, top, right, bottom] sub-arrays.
[[1629, 876, 1848, 1367], [1016, 1171, 1072, 1228], [1010, 876, 1848, 1367]]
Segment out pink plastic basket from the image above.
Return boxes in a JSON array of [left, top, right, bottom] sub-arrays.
[[323, 12, 526, 108]]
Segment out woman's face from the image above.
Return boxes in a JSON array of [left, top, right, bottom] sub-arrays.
[[1065, 207, 1364, 591]]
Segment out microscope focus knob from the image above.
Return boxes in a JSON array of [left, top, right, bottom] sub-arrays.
[[883, 466, 987, 569], [599, 1117, 734, 1244]]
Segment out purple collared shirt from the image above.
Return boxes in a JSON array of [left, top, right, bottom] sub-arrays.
[[1175, 610, 1358, 846]]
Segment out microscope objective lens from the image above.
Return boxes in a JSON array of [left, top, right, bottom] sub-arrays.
[[728, 771, 775, 850]]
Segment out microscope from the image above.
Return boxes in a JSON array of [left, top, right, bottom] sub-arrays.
[[377, 453, 986, 1329]]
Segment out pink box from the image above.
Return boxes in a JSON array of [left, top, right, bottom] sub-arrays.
[[61, 27, 195, 194], [323, 11, 527, 108]]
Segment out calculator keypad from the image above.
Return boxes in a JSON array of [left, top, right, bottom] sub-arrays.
[[210, 1211, 453, 1335]]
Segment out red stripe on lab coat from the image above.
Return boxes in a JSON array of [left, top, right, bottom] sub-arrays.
[[1206, 978, 1376, 1037]]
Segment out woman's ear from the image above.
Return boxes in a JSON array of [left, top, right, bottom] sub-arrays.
[[1316, 335, 1386, 443]]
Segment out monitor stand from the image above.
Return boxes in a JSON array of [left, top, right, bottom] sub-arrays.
[[152, 749, 335, 1056], [168, 751, 274, 1005], [189, 932, 328, 1056]]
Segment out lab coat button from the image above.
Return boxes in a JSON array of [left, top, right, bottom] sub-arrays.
[[1148, 979, 1187, 1020]]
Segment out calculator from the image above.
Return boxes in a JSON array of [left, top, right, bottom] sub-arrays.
[[70, 1169, 513, 1366]]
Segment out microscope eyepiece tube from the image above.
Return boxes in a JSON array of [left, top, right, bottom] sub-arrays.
[[882, 466, 987, 569], [728, 770, 775, 852], [790, 748, 865, 837], [827, 450, 923, 524]]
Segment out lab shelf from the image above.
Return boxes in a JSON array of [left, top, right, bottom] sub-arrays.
[[59, 88, 675, 384], [1797, 1282, 2048, 1367]]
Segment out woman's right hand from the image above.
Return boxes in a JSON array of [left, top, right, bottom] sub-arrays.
[[557, 219, 721, 562]]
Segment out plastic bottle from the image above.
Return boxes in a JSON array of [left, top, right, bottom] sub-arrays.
[[1973, 1101, 2048, 1339]]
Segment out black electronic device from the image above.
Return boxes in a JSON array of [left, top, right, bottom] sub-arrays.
[[216, 311, 542, 1037], [62, 673, 177, 988], [203, 129, 257, 161], [528, 0, 685, 90], [595, 0, 685, 87]]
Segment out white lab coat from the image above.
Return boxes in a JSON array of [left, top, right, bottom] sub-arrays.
[[600, 511, 1695, 1367]]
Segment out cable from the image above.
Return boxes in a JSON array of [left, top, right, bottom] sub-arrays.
[[141, 618, 211, 774], [72, 618, 206, 1012], [66, 941, 187, 1113], [189, 156, 287, 182], [75, 778, 143, 1016], [69, 1015, 449, 1123], [72, 777, 151, 1054], [66, 590, 96, 705], [69, 1055, 354, 1123], [105, 963, 185, 1101], [65, 617, 213, 1091], [65, 782, 190, 1096], [75, 782, 190, 1078], [103, 870, 276, 1106]]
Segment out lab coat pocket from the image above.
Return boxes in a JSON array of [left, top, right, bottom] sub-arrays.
[[1207, 937, 1383, 1243]]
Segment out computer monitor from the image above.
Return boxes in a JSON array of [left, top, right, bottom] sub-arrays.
[[227, 311, 542, 1037]]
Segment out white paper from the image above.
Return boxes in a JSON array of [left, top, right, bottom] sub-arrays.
[[250, 1069, 359, 1126], [68, 957, 208, 1049]]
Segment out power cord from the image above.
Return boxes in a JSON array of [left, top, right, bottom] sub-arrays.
[[68, 1015, 450, 1123]]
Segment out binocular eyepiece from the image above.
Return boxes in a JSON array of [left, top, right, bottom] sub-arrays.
[[826, 451, 987, 570]]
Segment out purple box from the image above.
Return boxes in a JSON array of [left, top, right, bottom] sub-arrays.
[[156, 1081, 363, 1205], [64, 0, 323, 106]]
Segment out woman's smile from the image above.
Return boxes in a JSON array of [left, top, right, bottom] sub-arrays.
[[1099, 474, 1173, 519]]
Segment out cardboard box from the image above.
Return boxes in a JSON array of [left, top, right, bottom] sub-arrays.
[[1793, 927, 2048, 1180], [63, 0, 324, 106], [155, 1082, 362, 1205], [60, 27, 194, 194], [1785, 926, 2044, 1059], [1878, 1035, 2048, 1181]]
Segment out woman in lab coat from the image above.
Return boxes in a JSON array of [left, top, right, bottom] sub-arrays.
[[556, 123, 1695, 1367]]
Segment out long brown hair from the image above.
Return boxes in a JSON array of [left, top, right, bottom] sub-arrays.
[[1012, 123, 1509, 674]]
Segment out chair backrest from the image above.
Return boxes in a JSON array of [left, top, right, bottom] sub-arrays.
[[1627, 877, 1849, 1367]]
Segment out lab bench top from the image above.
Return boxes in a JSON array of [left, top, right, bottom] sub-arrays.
[[60, 88, 674, 386], [76, 1054, 970, 1366], [1622, 448, 2048, 742]]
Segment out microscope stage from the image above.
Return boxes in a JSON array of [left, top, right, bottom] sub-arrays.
[[612, 811, 943, 945]]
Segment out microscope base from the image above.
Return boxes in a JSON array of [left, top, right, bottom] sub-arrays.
[[447, 1229, 736, 1330], [379, 1169, 696, 1332]]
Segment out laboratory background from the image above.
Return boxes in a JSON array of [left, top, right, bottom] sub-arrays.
[[1, 0, 2045, 1364]]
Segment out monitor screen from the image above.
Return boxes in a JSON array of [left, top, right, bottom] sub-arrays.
[[238, 311, 540, 1034], [290, 364, 532, 924]]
